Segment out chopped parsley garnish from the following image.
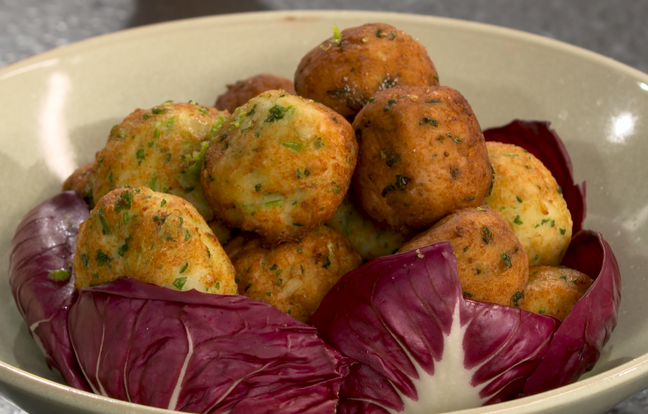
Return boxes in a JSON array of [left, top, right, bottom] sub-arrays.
[[395, 174, 411, 190], [481, 226, 493, 244], [117, 241, 129, 257], [48, 269, 71, 282], [136, 148, 145, 165], [511, 291, 524, 307], [501, 253, 513, 268], [381, 184, 396, 197], [179, 262, 189, 273], [514, 215, 524, 225], [173, 277, 187, 290], [281, 141, 303, 151], [98, 208, 111, 235], [265, 104, 291, 123], [421, 117, 438, 126], [326, 85, 352, 98], [95, 249, 111, 267]]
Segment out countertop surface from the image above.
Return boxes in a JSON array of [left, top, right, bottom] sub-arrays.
[[1, 0, 647, 413]]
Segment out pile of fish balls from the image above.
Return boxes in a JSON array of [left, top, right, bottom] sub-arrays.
[[66, 22, 588, 323]]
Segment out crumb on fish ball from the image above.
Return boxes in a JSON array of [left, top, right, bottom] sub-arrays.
[[201, 90, 358, 246], [520, 266, 593, 320], [215, 73, 296, 113], [326, 193, 414, 262], [484, 141, 573, 266], [90, 101, 229, 222], [74, 187, 237, 294], [352, 85, 492, 231], [62, 161, 94, 202], [398, 206, 528, 307], [224, 226, 362, 323], [294, 22, 439, 120]]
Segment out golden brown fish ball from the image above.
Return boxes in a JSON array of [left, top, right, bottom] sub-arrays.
[[201, 90, 358, 246], [484, 142, 573, 266], [352, 85, 492, 231], [326, 193, 414, 262], [294, 22, 439, 120], [91, 101, 229, 222], [74, 187, 237, 294], [224, 226, 362, 323], [215, 73, 296, 113], [520, 266, 593, 320], [399, 206, 528, 307], [62, 161, 94, 202]]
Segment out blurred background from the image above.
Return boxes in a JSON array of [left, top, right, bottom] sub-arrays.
[[0, 0, 647, 413]]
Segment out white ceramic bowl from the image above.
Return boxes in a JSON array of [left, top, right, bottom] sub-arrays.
[[1, 10, 648, 414]]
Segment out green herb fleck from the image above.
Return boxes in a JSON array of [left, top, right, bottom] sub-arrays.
[[173, 277, 187, 290], [81, 253, 89, 267], [396, 175, 411, 191], [98, 208, 111, 235], [48, 269, 71, 282], [421, 117, 438, 126], [136, 148, 145, 165], [265, 105, 290, 123], [281, 141, 303, 151], [511, 291, 524, 307], [326, 85, 351, 98], [501, 253, 513, 268], [179, 262, 189, 273], [513, 215, 524, 225], [117, 241, 129, 257], [381, 184, 396, 197], [95, 249, 111, 267], [481, 226, 493, 244]]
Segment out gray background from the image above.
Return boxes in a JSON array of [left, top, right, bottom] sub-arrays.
[[1, 0, 647, 413]]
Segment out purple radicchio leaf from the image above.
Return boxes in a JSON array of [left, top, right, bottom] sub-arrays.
[[8, 191, 91, 391], [523, 230, 621, 395], [483, 120, 586, 233], [312, 242, 560, 413], [68, 277, 350, 414]]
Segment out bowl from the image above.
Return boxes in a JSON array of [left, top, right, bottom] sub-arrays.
[[1, 9, 648, 414]]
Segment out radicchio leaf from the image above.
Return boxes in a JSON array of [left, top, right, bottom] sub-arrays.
[[483, 120, 586, 232], [523, 230, 621, 395], [312, 242, 559, 413], [8, 191, 91, 391], [68, 277, 350, 414]]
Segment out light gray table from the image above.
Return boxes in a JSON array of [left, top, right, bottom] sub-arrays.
[[1, 1, 647, 413]]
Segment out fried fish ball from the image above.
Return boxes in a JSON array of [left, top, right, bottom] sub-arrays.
[[294, 22, 439, 120], [224, 226, 362, 323], [91, 101, 228, 222], [74, 187, 237, 294], [326, 193, 414, 261], [62, 162, 94, 201], [484, 142, 573, 266], [201, 90, 358, 246], [352, 85, 492, 231], [520, 266, 593, 320], [398, 206, 528, 307], [215, 73, 296, 113]]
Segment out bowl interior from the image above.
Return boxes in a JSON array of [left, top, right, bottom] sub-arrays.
[[1, 9, 648, 414]]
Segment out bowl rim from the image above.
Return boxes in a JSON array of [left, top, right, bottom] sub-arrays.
[[2, 8, 648, 414]]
